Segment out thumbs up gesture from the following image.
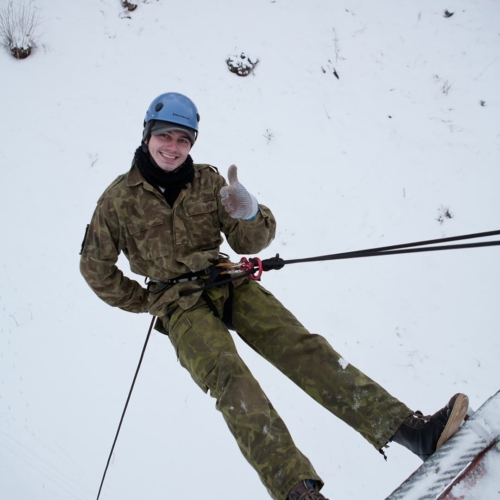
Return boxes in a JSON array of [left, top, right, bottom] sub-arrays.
[[220, 165, 259, 220]]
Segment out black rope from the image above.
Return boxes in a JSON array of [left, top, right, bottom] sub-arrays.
[[96, 316, 156, 500], [282, 229, 500, 265]]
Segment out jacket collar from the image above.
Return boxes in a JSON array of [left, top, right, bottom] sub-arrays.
[[126, 162, 143, 185], [126, 162, 157, 193]]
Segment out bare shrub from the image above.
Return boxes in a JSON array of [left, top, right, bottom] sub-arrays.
[[122, 1, 137, 11], [0, 0, 40, 59]]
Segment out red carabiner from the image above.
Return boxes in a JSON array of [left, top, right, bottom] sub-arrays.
[[240, 257, 263, 280]]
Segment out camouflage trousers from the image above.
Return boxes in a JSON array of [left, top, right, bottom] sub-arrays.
[[161, 279, 412, 500]]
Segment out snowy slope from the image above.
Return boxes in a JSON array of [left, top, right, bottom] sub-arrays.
[[1, 1, 499, 499]]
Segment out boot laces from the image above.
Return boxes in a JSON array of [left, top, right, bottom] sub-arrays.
[[405, 410, 430, 427], [405, 398, 454, 428]]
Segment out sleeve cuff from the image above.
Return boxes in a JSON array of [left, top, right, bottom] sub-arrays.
[[244, 208, 260, 221]]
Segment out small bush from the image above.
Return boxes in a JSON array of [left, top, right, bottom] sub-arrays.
[[226, 52, 258, 77], [122, 1, 137, 11], [0, 0, 40, 59]]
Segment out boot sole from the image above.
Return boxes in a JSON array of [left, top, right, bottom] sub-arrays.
[[436, 393, 469, 451]]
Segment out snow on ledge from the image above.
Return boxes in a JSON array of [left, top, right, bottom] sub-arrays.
[[386, 391, 500, 500]]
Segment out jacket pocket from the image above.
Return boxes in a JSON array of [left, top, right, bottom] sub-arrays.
[[127, 213, 164, 234], [126, 212, 169, 259], [183, 198, 221, 251], [185, 198, 218, 216]]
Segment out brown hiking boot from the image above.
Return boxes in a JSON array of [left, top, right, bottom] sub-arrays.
[[391, 393, 469, 461], [288, 480, 329, 500]]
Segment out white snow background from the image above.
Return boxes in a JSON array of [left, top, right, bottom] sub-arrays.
[[1, 1, 499, 499]]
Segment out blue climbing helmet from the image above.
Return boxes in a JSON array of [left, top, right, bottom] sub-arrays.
[[143, 92, 200, 144]]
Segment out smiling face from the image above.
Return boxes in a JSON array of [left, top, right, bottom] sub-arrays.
[[146, 130, 192, 172]]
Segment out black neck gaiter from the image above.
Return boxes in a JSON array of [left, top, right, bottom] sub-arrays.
[[134, 146, 195, 207]]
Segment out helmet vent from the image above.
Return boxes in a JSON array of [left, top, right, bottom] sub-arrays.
[[155, 103, 164, 112]]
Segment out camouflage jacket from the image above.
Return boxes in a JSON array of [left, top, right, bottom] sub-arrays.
[[80, 161, 276, 317]]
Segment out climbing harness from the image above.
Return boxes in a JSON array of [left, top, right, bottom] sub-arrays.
[[144, 253, 263, 296], [145, 266, 214, 295]]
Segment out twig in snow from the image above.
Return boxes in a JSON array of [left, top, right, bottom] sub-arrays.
[[474, 57, 498, 81], [332, 27, 340, 64], [437, 205, 454, 224], [263, 129, 273, 144], [352, 23, 367, 37], [442, 80, 453, 95], [89, 153, 99, 167]]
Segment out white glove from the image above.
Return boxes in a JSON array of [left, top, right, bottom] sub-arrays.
[[220, 165, 259, 220]]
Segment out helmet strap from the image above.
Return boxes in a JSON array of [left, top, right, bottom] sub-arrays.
[[141, 120, 154, 154]]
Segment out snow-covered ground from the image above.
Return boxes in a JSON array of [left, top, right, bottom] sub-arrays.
[[1, 1, 499, 499]]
